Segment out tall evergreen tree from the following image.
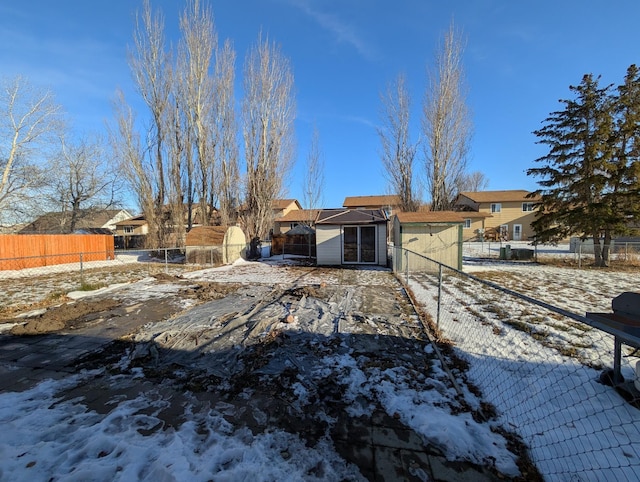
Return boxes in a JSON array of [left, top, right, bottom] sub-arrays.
[[527, 73, 615, 267], [608, 65, 640, 229]]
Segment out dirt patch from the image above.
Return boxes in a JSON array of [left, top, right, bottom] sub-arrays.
[[187, 282, 243, 302], [152, 272, 185, 283], [7, 299, 121, 335]]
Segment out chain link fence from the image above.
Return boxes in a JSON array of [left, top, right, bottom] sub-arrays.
[[464, 240, 640, 268], [393, 246, 640, 481], [0, 245, 249, 313]]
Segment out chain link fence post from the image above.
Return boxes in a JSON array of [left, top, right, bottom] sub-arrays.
[[404, 249, 409, 283], [79, 253, 84, 286], [437, 263, 442, 328]]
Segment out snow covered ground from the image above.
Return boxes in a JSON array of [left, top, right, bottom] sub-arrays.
[[403, 254, 640, 481], [1, 252, 639, 481]]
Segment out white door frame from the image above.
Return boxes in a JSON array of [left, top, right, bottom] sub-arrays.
[[342, 225, 377, 264], [513, 224, 522, 241]]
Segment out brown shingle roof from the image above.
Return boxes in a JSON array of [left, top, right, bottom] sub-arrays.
[[458, 190, 540, 203], [396, 211, 465, 224], [19, 209, 128, 234], [275, 209, 320, 223], [343, 195, 400, 208], [272, 199, 302, 210], [114, 215, 147, 226]]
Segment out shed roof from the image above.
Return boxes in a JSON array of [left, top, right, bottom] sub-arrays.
[[458, 190, 540, 203], [316, 208, 387, 225], [395, 211, 465, 224], [185, 226, 228, 246], [343, 195, 400, 208]]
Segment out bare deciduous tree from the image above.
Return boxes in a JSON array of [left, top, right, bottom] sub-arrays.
[[46, 135, 120, 232], [111, 91, 156, 236], [422, 22, 473, 211], [0, 75, 63, 224], [242, 34, 296, 240], [215, 39, 240, 227], [378, 73, 420, 212], [302, 125, 325, 224], [177, 0, 217, 231], [458, 170, 488, 193], [128, 0, 173, 247]]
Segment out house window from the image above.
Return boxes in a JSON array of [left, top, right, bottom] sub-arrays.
[[522, 202, 535, 212], [289, 223, 299, 230], [490, 203, 501, 213], [463, 219, 471, 229], [124, 226, 134, 234]]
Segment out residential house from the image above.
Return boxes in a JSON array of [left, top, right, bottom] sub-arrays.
[[113, 215, 149, 249], [454, 190, 541, 242], [272, 199, 302, 219], [315, 209, 388, 266], [19, 209, 132, 235], [393, 211, 464, 271], [273, 209, 320, 235]]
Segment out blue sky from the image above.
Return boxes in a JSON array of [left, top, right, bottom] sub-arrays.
[[2, 1, 640, 209]]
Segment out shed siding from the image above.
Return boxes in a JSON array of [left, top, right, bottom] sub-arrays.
[[394, 219, 462, 271], [316, 225, 342, 265], [316, 224, 387, 266]]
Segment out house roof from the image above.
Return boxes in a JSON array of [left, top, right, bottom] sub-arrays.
[[343, 195, 401, 208], [272, 199, 302, 210], [458, 190, 540, 203], [19, 209, 128, 234], [316, 209, 388, 225], [114, 215, 147, 226], [275, 209, 320, 223], [395, 211, 465, 224], [185, 226, 228, 246]]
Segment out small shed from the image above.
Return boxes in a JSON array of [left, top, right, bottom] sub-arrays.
[[186, 225, 246, 265], [393, 211, 464, 272], [315, 209, 388, 266]]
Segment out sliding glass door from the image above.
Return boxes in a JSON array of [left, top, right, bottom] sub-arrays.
[[342, 226, 376, 264]]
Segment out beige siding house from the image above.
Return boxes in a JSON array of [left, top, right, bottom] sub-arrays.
[[455, 190, 540, 242], [113, 215, 149, 249], [393, 211, 464, 271], [272, 199, 302, 219], [315, 209, 388, 266]]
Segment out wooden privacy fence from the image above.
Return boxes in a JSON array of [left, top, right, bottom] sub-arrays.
[[0, 234, 115, 271]]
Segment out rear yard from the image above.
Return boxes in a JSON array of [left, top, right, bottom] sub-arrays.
[[0, 252, 638, 480]]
